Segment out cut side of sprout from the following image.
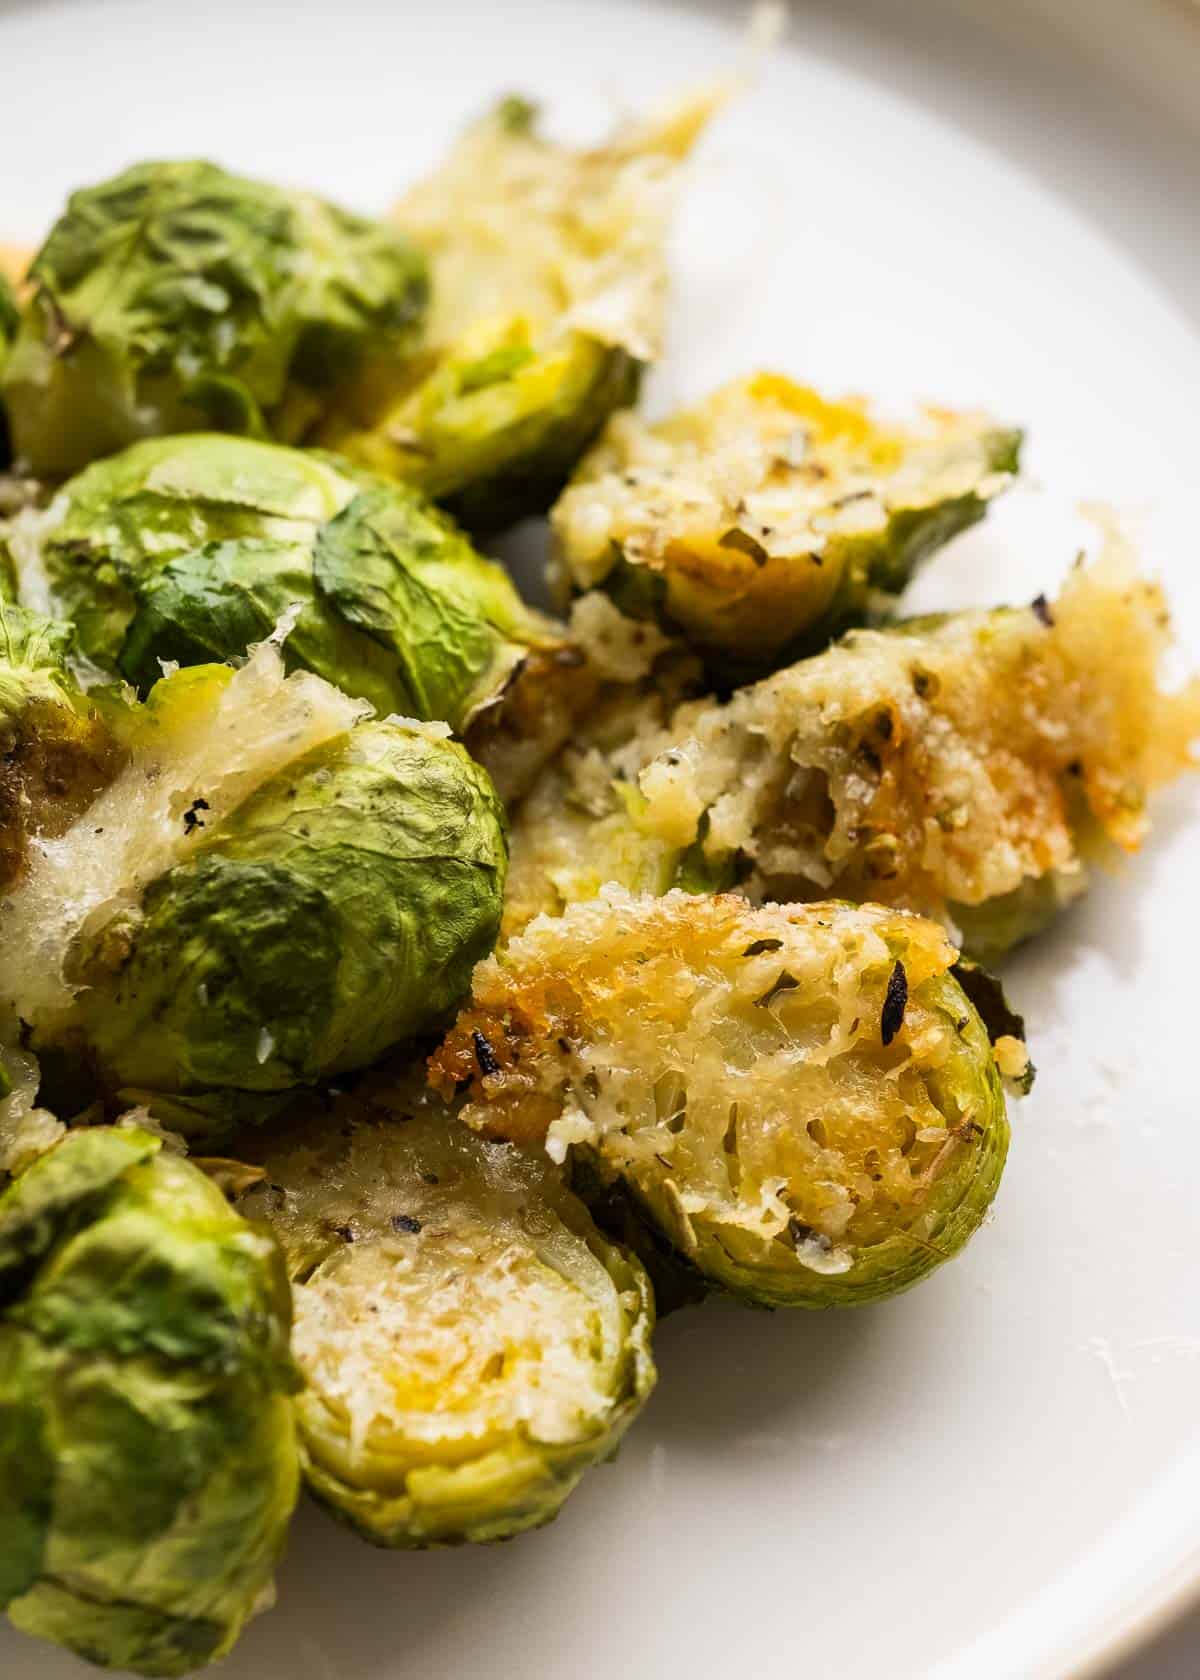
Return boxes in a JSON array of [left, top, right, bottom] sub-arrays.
[[503, 531, 1200, 955], [242, 1085, 655, 1546], [552, 374, 1019, 671], [431, 891, 1012, 1307]]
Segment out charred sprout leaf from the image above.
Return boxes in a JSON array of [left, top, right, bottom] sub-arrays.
[[0, 644, 507, 1140], [566, 1153, 710, 1316], [504, 534, 1200, 956], [951, 960, 1036, 1095], [0, 599, 126, 894], [2, 160, 428, 478], [431, 892, 1011, 1308], [0, 1125, 300, 1677], [319, 88, 724, 533], [239, 1080, 655, 1547], [552, 374, 1020, 677]]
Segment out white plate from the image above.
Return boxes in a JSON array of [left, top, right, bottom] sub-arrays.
[[2, 1, 1199, 1676]]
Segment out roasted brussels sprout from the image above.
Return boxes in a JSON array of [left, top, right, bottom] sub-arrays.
[[0, 278, 15, 343], [0, 263, 22, 479], [0, 270, 16, 376], [240, 1078, 655, 1546], [2, 161, 428, 477], [6, 434, 591, 794], [0, 640, 507, 1136], [0, 1124, 300, 1676], [503, 536, 1200, 955], [431, 891, 1015, 1307], [552, 373, 1020, 676], [0, 599, 125, 891], [320, 87, 723, 533]]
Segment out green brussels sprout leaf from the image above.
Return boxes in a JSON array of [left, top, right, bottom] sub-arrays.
[[2, 161, 428, 477]]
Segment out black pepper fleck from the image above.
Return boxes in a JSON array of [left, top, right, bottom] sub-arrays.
[[391, 1214, 422, 1234], [1031, 594, 1055, 627]]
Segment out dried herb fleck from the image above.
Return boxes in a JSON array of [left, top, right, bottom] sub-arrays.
[[182, 797, 210, 835], [880, 959, 908, 1046], [472, 1028, 501, 1078], [717, 527, 769, 567], [756, 970, 800, 1009], [742, 937, 784, 957]]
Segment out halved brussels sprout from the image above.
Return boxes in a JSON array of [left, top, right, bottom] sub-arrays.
[[320, 87, 723, 533], [503, 535, 1200, 956], [0, 1124, 300, 1677], [431, 891, 1016, 1307], [240, 1078, 655, 1546], [0, 599, 125, 891], [7, 434, 591, 795], [0, 640, 507, 1137], [2, 160, 428, 477], [552, 373, 1021, 676]]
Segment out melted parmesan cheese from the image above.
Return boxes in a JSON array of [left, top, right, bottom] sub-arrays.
[[0, 639, 366, 1025], [0, 1045, 64, 1176], [431, 891, 998, 1269], [555, 373, 1013, 586], [504, 535, 1200, 937], [394, 84, 727, 361]]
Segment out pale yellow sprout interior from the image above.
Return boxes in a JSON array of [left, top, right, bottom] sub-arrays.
[[434, 892, 991, 1274], [260, 1102, 632, 1483]]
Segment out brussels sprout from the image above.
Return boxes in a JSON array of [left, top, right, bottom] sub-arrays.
[[2, 161, 428, 478], [551, 374, 1021, 677], [239, 1077, 655, 1546], [9, 434, 591, 790], [0, 265, 23, 485], [431, 892, 1014, 1307], [0, 599, 125, 891], [0, 1124, 300, 1676], [0, 272, 17, 356], [503, 536, 1200, 956], [0, 640, 507, 1137], [320, 87, 723, 533]]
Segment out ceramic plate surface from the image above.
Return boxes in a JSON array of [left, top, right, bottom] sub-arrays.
[[1, 1, 1199, 1676]]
